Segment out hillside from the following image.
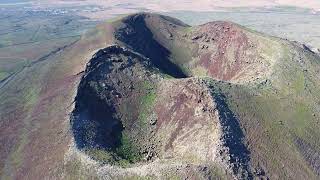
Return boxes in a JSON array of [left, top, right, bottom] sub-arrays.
[[1, 13, 320, 179]]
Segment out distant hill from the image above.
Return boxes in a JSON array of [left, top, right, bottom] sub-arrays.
[[39, 0, 320, 11]]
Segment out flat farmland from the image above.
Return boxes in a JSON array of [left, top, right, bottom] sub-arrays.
[[0, 8, 98, 82]]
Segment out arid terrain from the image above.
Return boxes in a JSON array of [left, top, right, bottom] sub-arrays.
[[1, 1, 320, 180], [1, 11, 320, 179]]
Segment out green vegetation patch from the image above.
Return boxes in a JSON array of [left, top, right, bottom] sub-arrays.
[[85, 148, 115, 164], [182, 26, 193, 33], [85, 133, 142, 167], [289, 102, 313, 137], [115, 133, 142, 165], [291, 70, 305, 93], [138, 81, 157, 128]]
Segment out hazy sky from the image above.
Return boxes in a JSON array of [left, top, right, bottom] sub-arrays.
[[36, 0, 320, 11]]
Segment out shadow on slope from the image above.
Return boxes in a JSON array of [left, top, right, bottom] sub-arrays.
[[115, 13, 187, 78], [212, 92, 253, 179], [71, 46, 144, 165], [71, 84, 123, 150], [70, 45, 166, 166]]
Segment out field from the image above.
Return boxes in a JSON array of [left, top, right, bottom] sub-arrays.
[[0, 6, 98, 82]]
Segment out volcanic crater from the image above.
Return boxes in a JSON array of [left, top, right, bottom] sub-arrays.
[[68, 13, 320, 179], [70, 13, 257, 178]]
